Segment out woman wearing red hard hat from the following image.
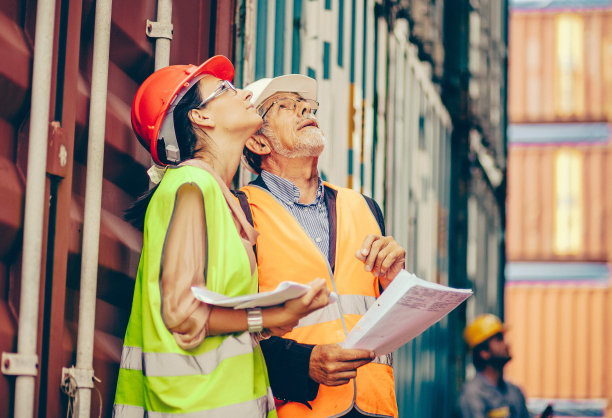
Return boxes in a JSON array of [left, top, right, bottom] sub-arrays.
[[113, 56, 330, 417]]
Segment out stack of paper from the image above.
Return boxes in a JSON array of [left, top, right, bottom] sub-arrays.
[[192, 281, 338, 309], [343, 270, 472, 355]]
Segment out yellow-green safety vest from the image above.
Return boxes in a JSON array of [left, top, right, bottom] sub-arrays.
[[114, 165, 276, 417]]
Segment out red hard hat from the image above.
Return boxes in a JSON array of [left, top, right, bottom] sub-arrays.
[[131, 55, 234, 165]]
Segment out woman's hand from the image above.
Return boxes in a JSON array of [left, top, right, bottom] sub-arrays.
[[284, 278, 331, 319], [262, 278, 331, 331], [266, 324, 297, 337]]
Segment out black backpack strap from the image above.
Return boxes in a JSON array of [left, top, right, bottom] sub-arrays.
[[231, 190, 257, 260], [233, 190, 254, 226], [362, 195, 385, 236]]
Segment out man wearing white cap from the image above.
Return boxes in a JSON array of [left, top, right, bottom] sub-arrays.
[[236, 75, 405, 418]]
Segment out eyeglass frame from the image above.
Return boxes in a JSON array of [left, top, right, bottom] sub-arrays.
[[196, 80, 237, 109], [260, 96, 319, 120]]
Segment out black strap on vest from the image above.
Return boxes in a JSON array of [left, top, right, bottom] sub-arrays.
[[362, 195, 385, 236], [232, 190, 257, 261], [233, 190, 254, 226]]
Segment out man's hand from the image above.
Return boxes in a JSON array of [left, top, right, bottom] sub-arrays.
[[308, 344, 374, 386], [355, 234, 406, 289]]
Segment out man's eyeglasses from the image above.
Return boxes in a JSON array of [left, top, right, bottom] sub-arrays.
[[197, 80, 237, 109], [261, 97, 319, 119]]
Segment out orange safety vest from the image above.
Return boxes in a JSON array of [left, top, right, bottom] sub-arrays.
[[241, 182, 398, 418]]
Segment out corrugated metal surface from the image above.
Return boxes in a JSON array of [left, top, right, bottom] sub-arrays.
[[469, 0, 507, 166], [0, 1, 35, 415], [509, 9, 612, 123], [505, 281, 612, 417], [506, 139, 612, 262], [398, 0, 446, 80], [0, 0, 235, 416]]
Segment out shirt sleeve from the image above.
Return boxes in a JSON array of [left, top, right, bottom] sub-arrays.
[[517, 387, 530, 418], [161, 183, 212, 350], [260, 336, 319, 403]]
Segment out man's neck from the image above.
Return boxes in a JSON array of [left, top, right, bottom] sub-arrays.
[[480, 366, 503, 387], [262, 156, 320, 204]]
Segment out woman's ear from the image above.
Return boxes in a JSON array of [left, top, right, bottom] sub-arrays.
[[189, 108, 216, 129], [245, 134, 271, 156]]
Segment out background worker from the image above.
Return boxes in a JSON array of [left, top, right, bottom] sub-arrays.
[[238, 74, 406, 418], [459, 314, 530, 418], [114, 57, 330, 417]]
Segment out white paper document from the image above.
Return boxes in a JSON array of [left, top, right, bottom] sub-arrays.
[[191, 281, 338, 309], [342, 270, 472, 355]]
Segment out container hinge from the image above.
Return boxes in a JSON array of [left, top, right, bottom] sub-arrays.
[[146, 19, 173, 40], [1, 352, 39, 376], [61, 366, 101, 392]]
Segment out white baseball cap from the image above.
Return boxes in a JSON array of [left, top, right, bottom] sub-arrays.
[[245, 74, 317, 109]]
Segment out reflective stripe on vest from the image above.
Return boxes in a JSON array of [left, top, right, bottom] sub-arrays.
[[115, 166, 275, 416], [113, 387, 276, 418], [295, 294, 375, 328], [119, 333, 254, 376], [242, 183, 398, 418]]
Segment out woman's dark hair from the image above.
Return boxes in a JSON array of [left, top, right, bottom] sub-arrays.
[[124, 82, 206, 230]]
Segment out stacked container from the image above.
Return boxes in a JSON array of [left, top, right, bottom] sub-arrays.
[[506, 2, 612, 416]]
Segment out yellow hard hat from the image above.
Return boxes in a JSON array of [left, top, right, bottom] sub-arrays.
[[464, 314, 505, 349]]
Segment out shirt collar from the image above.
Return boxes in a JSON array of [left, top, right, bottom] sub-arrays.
[[475, 372, 507, 391], [261, 170, 324, 206]]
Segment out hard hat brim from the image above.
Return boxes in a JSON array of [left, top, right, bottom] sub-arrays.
[[246, 74, 317, 109]]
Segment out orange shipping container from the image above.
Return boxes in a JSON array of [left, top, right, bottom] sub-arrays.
[[506, 130, 612, 262], [509, 9, 612, 123], [505, 281, 612, 417]]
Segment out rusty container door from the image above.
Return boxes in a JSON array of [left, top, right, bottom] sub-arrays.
[[0, 0, 236, 417], [509, 9, 612, 123], [0, 1, 34, 415]]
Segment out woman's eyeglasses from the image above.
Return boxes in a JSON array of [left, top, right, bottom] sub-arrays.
[[261, 97, 319, 119], [197, 80, 237, 109]]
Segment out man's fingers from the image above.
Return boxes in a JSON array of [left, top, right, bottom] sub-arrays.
[[364, 237, 389, 272], [324, 370, 357, 386], [328, 358, 373, 372], [356, 234, 377, 260], [326, 379, 351, 386], [372, 244, 394, 275], [379, 247, 405, 275], [333, 348, 375, 362]]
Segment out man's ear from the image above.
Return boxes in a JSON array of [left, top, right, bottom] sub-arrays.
[[480, 349, 491, 362], [245, 134, 271, 156], [189, 108, 215, 129]]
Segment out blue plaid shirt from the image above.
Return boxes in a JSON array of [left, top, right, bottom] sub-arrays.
[[260, 170, 330, 259]]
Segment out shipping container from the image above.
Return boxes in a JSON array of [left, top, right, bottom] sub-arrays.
[[506, 123, 612, 262], [504, 266, 611, 417], [0, 0, 236, 416], [509, 8, 612, 123]]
